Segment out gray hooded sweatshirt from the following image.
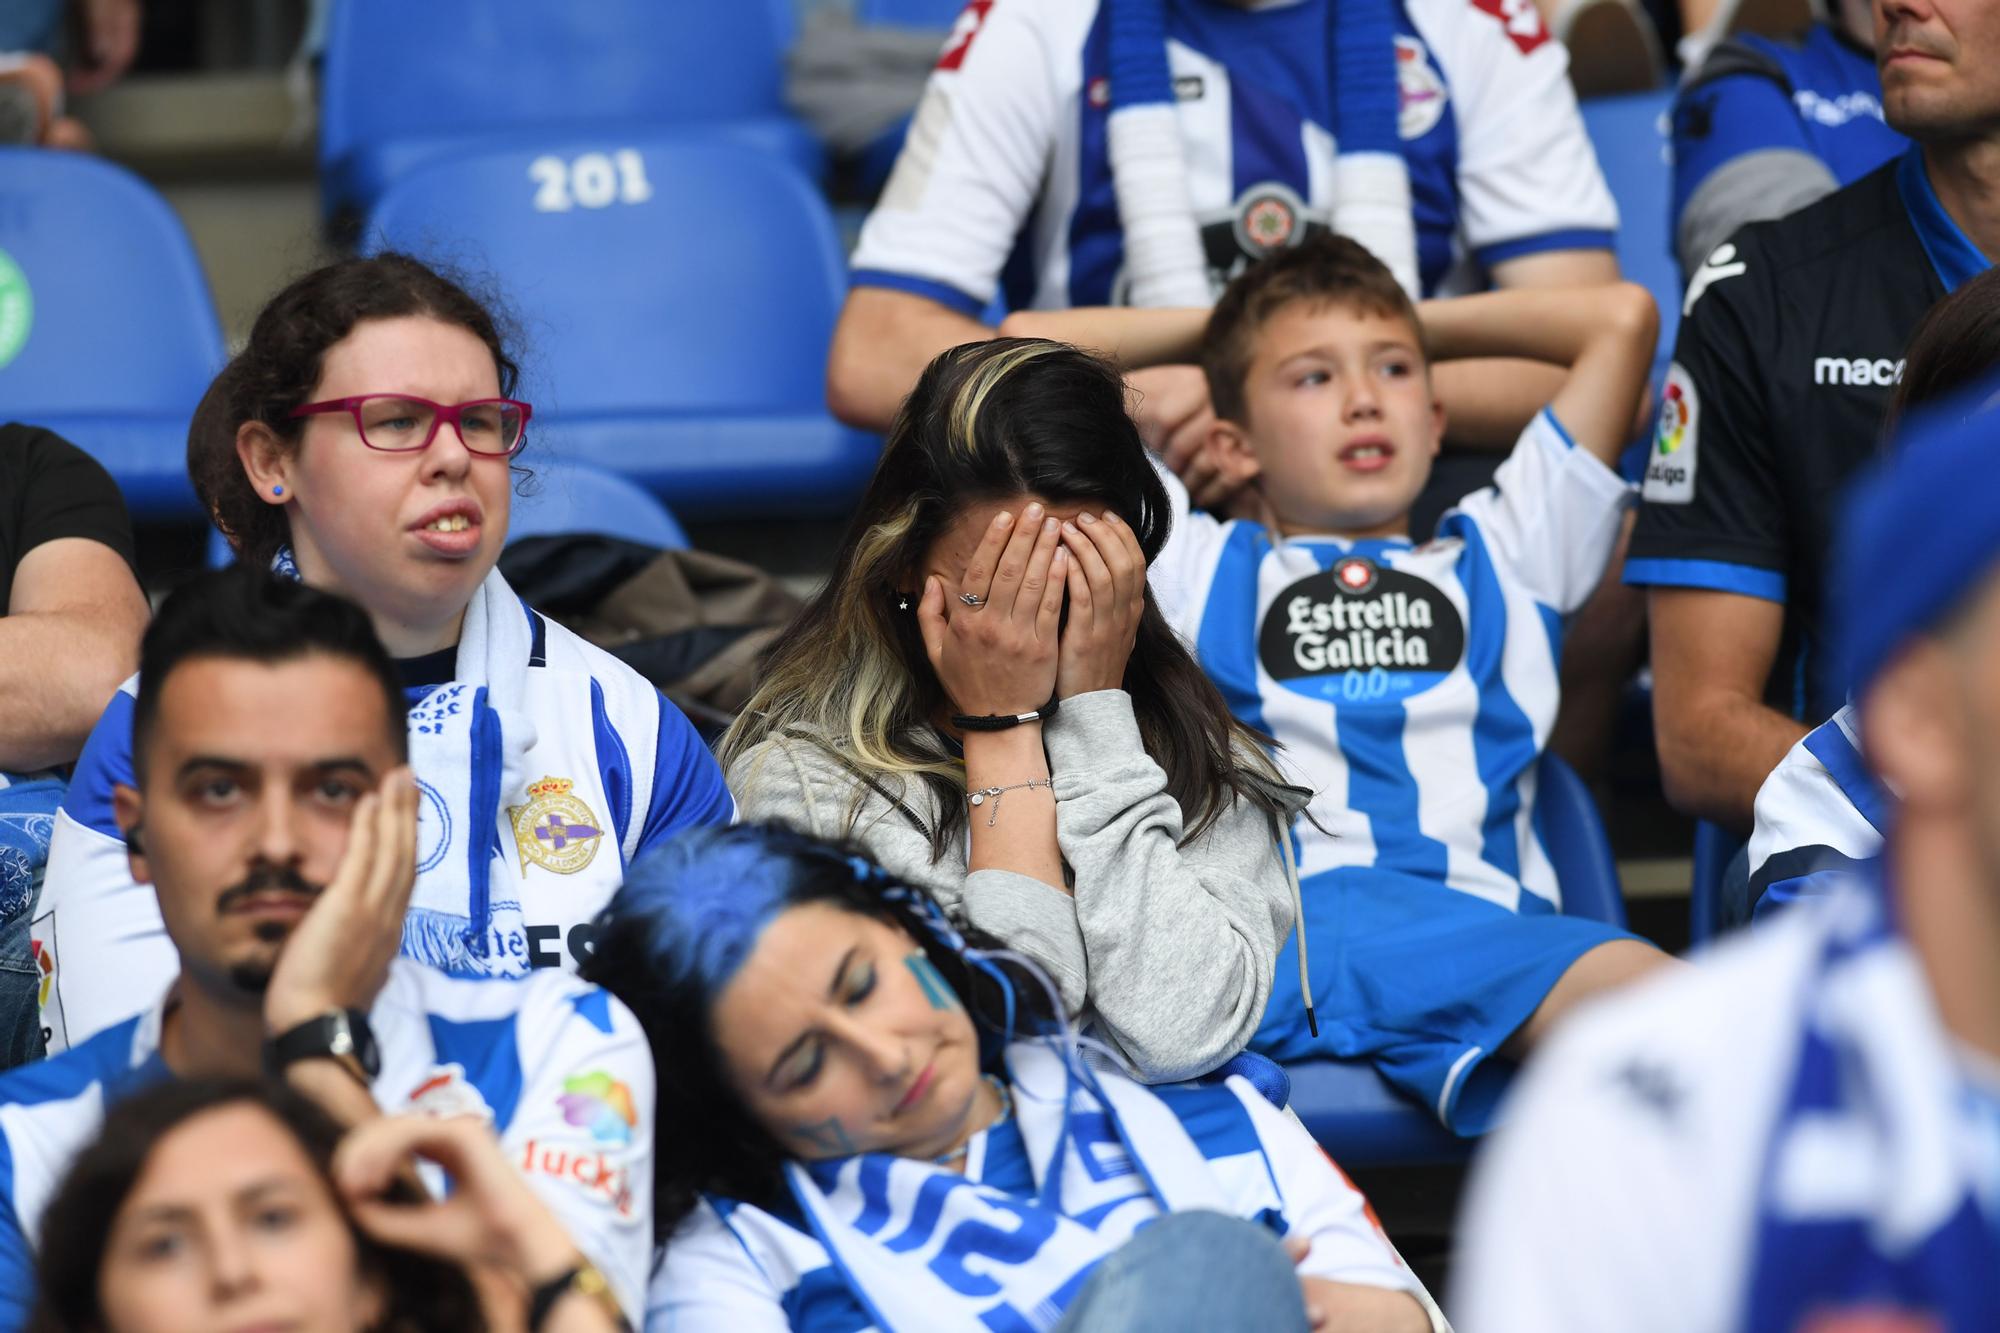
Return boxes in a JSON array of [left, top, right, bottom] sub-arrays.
[[726, 689, 1300, 1083]]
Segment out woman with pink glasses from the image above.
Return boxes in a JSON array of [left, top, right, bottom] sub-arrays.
[[33, 254, 733, 1054]]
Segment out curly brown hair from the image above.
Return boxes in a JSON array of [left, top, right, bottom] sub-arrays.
[[190, 253, 521, 569]]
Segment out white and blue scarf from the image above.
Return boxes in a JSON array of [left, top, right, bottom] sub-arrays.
[[1745, 884, 2000, 1330], [779, 1041, 1259, 1333], [1106, 0, 1419, 303], [274, 549, 540, 975]]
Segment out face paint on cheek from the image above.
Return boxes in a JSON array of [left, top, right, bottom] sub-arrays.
[[905, 953, 957, 1011], [792, 1117, 858, 1156]]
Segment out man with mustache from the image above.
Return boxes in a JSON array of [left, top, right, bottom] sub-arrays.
[[1630, 0, 1996, 844], [0, 568, 655, 1327]]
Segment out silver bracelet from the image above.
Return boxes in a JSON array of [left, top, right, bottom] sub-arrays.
[[966, 777, 1052, 827]]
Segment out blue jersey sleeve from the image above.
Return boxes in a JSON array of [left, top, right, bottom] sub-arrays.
[[58, 687, 135, 840], [636, 694, 734, 853], [0, 1137, 35, 1331]]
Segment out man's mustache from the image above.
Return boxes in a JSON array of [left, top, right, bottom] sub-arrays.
[[215, 864, 321, 914], [1881, 26, 1953, 61]]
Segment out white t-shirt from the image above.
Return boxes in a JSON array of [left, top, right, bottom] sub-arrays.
[[852, 0, 1617, 312]]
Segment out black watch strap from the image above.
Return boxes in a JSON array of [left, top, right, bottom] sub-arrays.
[[266, 1008, 381, 1082]]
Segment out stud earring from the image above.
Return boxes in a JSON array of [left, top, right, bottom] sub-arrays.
[[272, 485, 285, 497]]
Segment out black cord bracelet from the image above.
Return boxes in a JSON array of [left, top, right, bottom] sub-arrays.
[[951, 695, 1061, 731]]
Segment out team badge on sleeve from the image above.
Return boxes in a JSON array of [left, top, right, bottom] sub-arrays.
[[1645, 363, 1700, 504], [936, 0, 994, 71], [511, 776, 604, 875], [406, 1063, 494, 1122], [1470, 0, 1549, 54]]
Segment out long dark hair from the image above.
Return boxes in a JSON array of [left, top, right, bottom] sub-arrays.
[[721, 338, 1289, 859], [580, 821, 1062, 1241], [189, 252, 523, 569], [30, 1078, 483, 1333]]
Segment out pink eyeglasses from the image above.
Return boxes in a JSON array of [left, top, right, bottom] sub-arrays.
[[289, 394, 533, 457]]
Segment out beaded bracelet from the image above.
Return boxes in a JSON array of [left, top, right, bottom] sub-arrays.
[[966, 777, 1052, 827]]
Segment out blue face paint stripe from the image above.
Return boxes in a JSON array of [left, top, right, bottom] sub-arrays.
[[905, 953, 958, 1010]]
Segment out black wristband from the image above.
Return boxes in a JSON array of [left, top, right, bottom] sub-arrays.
[[951, 695, 1060, 732]]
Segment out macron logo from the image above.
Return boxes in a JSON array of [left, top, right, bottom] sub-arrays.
[[1814, 356, 1905, 387], [1683, 242, 1747, 317]]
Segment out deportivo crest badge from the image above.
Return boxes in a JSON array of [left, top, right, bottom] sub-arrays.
[[511, 776, 604, 876]]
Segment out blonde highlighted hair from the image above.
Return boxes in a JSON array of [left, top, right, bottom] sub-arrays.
[[723, 338, 1290, 859]]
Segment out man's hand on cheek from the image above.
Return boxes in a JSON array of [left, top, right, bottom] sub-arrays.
[[264, 767, 419, 1035]]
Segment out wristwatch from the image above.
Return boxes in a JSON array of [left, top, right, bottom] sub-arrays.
[[266, 1008, 381, 1086]]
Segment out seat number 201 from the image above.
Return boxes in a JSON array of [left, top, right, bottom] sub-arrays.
[[528, 150, 654, 212]]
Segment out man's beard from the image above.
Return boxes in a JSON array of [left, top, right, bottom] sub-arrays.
[[216, 864, 321, 995]]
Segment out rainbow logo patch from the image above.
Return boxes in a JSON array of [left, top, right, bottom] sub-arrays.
[[1656, 377, 1692, 455], [558, 1070, 637, 1146]]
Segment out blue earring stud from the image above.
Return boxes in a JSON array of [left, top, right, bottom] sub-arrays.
[[272, 485, 284, 497]]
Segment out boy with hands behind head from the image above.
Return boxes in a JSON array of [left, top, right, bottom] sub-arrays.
[[1015, 237, 1673, 1133]]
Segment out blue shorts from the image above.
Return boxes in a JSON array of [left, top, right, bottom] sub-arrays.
[[1251, 866, 1631, 1136]]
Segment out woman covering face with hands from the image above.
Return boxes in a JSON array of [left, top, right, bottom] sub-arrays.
[[723, 338, 1307, 1083]]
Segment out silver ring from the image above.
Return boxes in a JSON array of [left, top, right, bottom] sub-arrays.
[[959, 592, 986, 608]]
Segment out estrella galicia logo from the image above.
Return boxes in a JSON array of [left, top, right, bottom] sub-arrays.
[[1258, 558, 1464, 704]]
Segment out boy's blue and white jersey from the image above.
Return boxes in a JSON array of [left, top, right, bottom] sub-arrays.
[[33, 589, 733, 1054], [1153, 410, 1631, 913], [0, 960, 657, 1330], [853, 0, 1616, 311], [1747, 704, 1888, 918]]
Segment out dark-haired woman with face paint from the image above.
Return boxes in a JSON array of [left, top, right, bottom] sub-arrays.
[[583, 822, 1433, 1333]]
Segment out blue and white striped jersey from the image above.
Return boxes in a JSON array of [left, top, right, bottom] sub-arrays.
[[1152, 410, 1630, 913], [0, 960, 656, 1328], [852, 0, 1617, 312], [1747, 704, 1887, 919], [32, 600, 733, 1054]]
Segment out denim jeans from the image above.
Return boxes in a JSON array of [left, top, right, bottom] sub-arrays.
[[1054, 1211, 1309, 1333]]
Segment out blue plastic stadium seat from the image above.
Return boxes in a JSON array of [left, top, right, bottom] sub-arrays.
[[1285, 752, 1627, 1166], [318, 0, 822, 221], [509, 464, 689, 550], [0, 148, 224, 519], [1579, 90, 1680, 383], [207, 462, 689, 569], [1689, 819, 1747, 946], [858, 0, 971, 25], [361, 135, 877, 519]]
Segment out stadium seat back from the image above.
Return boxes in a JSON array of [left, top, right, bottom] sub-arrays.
[[858, 0, 971, 26], [320, 0, 816, 216], [508, 464, 690, 550], [0, 148, 224, 516], [1579, 90, 1680, 376], [362, 136, 877, 516]]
